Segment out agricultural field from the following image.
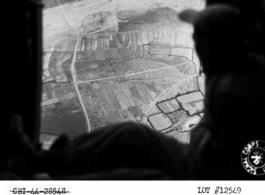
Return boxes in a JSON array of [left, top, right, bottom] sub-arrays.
[[41, 97, 87, 137], [157, 98, 180, 114], [41, 38, 87, 139], [41, 5, 206, 147], [148, 113, 173, 131], [78, 76, 181, 129], [75, 52, 193, 81], [42, 0, 75, 9], [198, 75, 205, 95], [76, 25, 194, 53], [164, 129, 191, 144], [43, 39, 76, 81], [176, 91, 204, 116], [147, 77, 204, 143]]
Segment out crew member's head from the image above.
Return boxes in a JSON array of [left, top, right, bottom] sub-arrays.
[[179, 0, 265, 77]]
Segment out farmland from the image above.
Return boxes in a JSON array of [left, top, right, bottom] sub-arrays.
[[41, 97, 87, 137], [41, 38, 87, 139], [42, 4, 205, 147], [78, 73, 184, 129]]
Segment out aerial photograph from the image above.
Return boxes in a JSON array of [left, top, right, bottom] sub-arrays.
[[41, 0, 205, 149], [3, 0, 265, 183]]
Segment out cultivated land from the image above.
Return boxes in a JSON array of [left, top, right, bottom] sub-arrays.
[[41, 2, 205, 147]]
